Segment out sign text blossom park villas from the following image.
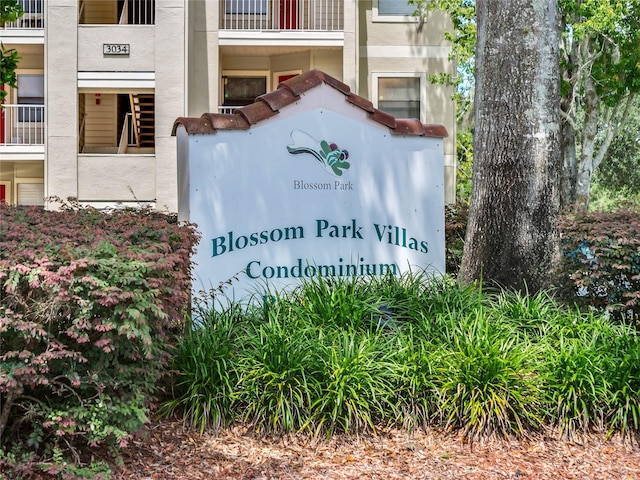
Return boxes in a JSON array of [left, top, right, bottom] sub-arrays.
[[173, 70, 447, 302]]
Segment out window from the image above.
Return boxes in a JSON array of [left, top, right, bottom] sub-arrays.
[[17, 74, 44, 122], [375, 76, 421, 119], [225, 0, 268, 14], [378, 0, 415, 15], [17, 183, 44, 206], [372, 0, 418, 22], [222, 76, 267, 107]]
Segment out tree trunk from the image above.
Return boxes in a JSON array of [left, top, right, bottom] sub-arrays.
[[560, 117, 577, 208], [575, 70, 600, 212], [559, 10, 578, 209], [459, 0, 561, 293]]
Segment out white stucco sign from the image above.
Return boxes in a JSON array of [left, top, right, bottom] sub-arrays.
[[176, 78, 446, 302]]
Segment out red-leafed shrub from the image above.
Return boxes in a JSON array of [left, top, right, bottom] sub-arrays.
[[558, 208, 640, 322], [0, 204, 198, 475], [443, 203, 640, 322]]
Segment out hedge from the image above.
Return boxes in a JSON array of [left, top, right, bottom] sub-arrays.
[[0, 204, 198, 476]]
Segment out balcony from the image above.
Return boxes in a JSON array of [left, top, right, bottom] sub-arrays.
[[0, 105, 44, 146], [78, 93, 154, 155], [220, 0, 343, 31], [1, 0, 44, 29]]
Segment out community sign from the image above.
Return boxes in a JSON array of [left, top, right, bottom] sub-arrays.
[[173, 70, 447, 302]]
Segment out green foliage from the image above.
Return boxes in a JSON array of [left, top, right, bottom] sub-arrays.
[[589, 184, 640, 213], [308, 330, 401, 436], [594, 98, 640, 193], [237, 315, 323, 434], [0, 0, 23, 104], [560, 0, 640, 104], [159, 306, 243, 433], [454, 128, 474, 201], [0, 47, 20, 104], [1, 0, 23, 22], [0, 204, 197, 477], [542, 313, 640, 439], [558, 208, 640, 321], [434, 314, 545, 439], [419, 0, 476, 120], [444, 202, 468, 275], [166, 274, 640, 442]]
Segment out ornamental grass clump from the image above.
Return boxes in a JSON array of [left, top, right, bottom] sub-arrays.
[[307, 330, 402, 436], [160, 305, 245, 433], [542, 312, 640, 440], [392, 327, 441, 431], [433, 312, 546, 440], [288, 274, 383, 331], [166, 273, 640, 441], [235, 314, 324, 434], [604, 330, 640, 439]]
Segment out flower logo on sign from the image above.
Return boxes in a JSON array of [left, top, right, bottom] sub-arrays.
[[286, 130, 350, 177]]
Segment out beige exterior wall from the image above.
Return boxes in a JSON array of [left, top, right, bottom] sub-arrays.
[[78, 26, 155, 71], [154, 0, 186, 212], [342, 0, 357, 90], [39, 0, 186, 210], [187, 0, 219, 115], [0, 162, 44, 204], [357, 2, 456, 203], [46, 0, 80, 205], [310, 49, 342, 79], [5, 0, 455, 209], [82, 93, 117, 149], [78, 155, 155, 201]]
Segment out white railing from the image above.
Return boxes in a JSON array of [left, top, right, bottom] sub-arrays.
[[1, 0, 44, 29], [125, 112, 139, 147], [118, 114, 129, 154], [0, 105, 44, 145], [119, 0, 155, 25], [219, 106, 241, 114], [78, 0, 86, 23], [220, 0, 343, 31]]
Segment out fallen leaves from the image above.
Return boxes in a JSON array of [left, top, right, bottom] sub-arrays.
[[111, 418, 640, 480]]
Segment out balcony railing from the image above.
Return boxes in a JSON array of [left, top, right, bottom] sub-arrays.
[[220, 0, 343, 31], [0, 105, 45, 145], [1, 0, 44, 29], [219, 106, 241, 114], [119, 0, 155, 25]]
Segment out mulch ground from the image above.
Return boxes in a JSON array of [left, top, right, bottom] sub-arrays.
[[112, 418, 640, 479]]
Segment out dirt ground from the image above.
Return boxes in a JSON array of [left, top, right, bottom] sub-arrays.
[[113, 419, 640, 480]]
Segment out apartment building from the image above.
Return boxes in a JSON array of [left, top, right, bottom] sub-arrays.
[[0, 0, 455, 211]]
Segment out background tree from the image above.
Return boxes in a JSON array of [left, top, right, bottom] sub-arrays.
[[592, 96, 640, 197], [421, 0, 640, 211], [459, 0, 561, 292], [559, 0, 640, 210], [0, 0, 23, 104]]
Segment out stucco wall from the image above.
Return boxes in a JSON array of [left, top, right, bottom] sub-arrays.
[[78, 25, 155, 71], [46, 0, 80, 203], [357, 1, 456, 203]]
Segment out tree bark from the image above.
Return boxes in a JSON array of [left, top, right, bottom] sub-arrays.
[[560, 118, 577, 207], [559, 9, 578, 208], [459, 0, 562, 293]]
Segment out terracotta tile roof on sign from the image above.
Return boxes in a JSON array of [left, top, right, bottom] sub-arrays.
[[172, 70, 448, 138]]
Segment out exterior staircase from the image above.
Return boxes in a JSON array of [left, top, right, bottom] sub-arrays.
[[129, 94, 155, 148]]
